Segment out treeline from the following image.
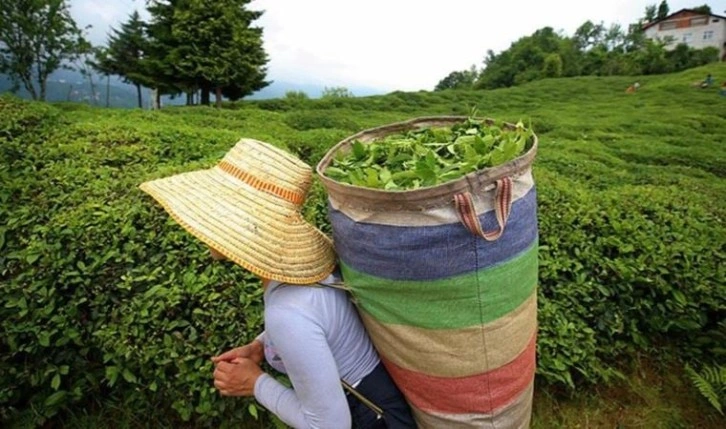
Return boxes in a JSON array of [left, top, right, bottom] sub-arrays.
[[0, 0, 269, 108], [436, 2, 720, 91]]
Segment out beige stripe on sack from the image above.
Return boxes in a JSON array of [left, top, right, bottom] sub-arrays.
[[359, 292, 537, 377]]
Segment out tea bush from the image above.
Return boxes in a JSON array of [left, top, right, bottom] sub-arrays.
[[2, 63, 725, 426], [536, 169, 725, 385], [1, 97, 268, 427]]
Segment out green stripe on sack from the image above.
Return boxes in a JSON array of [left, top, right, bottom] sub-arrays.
[[341, 241, 538, 329]]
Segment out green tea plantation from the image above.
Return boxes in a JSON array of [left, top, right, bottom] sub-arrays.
[[1, 64, 725, 428]]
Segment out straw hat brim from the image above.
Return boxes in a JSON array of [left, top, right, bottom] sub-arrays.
[[140, 165, 336, 285]]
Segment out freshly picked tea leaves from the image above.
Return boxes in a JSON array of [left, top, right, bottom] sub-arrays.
[[324, 118, 534, 190]]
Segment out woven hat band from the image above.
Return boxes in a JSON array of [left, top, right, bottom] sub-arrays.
[[218, 159, 306, 206]]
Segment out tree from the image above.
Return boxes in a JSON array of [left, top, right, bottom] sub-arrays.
[[657, 1, 670, 20], [145, 0, 187, 106], [0, 0, 88, 101], [635, 39, 670, 74], [542, 54, 563, 78], [321, 87, 354, 98], [435, 65, 478, 90], [285, 91, 309, 100], [96, 11, 150, 108], [692, 5, 712, 15], [475, 27, 568, 89], [170, 0, 269, 108], [644, 4, 657, 22], [573, 21, 605, 51]]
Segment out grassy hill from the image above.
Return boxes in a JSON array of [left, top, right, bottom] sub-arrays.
[[2, 64, 725, 428]]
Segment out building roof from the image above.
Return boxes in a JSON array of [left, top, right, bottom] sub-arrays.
[[642, 8, 726, 31]]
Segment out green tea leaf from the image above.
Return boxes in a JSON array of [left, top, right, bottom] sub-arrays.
[[248, 404, 259, 420], [351, 141, 366, 160], [51, 373, 61, 390], [44, 391, 67, 407], [122, 368, 137, 384], [327, 119, 531, 189]]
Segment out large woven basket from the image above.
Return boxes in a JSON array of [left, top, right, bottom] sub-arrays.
[[317, 116, 539, 429]]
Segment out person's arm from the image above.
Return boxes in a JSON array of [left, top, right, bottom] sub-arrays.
[[254, 305, 351, 429]]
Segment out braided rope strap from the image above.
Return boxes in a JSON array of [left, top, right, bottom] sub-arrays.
[[454, 177, 513, 241]]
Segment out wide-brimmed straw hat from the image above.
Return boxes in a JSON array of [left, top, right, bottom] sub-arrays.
[[139, 138, 336, 284]]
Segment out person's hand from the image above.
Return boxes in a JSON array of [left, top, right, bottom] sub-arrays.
[[211, 340, 264, 365], [213, 358, 264, 397]]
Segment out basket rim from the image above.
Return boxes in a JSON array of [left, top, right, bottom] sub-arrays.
[[315, 116, 538, 211]]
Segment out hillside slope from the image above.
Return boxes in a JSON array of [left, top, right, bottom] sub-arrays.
[[1, 64, 724, 428]]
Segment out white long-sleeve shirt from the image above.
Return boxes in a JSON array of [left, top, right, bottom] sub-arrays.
[[253, 274, 380, 429]]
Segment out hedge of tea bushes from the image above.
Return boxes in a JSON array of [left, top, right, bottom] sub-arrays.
[[1, 90, 724, 426]]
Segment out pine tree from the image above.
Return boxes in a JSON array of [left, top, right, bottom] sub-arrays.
[[170, 0, 269, 107], [657, 1, 670, 20], [644, 5, 657, 22], [145, 0, 186, 106], [96, 11, 150, 108]]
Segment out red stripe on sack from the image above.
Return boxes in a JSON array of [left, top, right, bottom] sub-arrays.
[[382, 333, 536, 414]]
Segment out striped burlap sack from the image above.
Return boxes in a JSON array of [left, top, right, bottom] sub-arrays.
[[316, 117, 538, 429]]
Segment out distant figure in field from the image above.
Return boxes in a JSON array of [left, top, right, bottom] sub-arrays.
[[700, 74, 714, 88], [625, 82, 639, 93], [720, 81, 726, 97]]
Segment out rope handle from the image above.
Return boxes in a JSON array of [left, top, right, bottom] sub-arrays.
[[454, 177, 513, 241]]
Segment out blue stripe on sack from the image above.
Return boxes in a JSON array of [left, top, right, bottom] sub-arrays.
[[330, 187, 538, 281]]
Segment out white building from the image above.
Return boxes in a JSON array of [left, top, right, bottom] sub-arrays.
[[643, 9, 726, 61]]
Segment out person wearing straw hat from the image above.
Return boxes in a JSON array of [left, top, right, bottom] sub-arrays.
[[139, 138, 415, 429]]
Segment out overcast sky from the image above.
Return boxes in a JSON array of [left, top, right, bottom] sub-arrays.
[[70, 0, 716, 91]]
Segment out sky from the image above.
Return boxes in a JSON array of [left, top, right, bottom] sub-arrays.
[[70, 0, 719, 92]]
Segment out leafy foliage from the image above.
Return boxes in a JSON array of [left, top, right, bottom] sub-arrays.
[[0, 96, 265, 427], [170, 0, 269, 107], [456, 4, 720, 91], [95, 11, 150, 108], [691, 4, 712, 15], [0, 0, 89, 101], [2, 63, 726, 426], [321, 87, 354, 98], [324, 118, 533, 190], [94, 0, 269, 108], [685, 363, 725, 414], [434, 65, 479, 91], [656, 1, 670, 20]]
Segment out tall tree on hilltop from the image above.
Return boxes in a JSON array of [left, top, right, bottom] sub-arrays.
[[692, 5, 712, 15], [95, 11, 150, 108], [644, 4, 657, 22], [170, 0, 269, 108], [657, 1, 670, 20], [573, 21, 605, 51], [435, 65, 479, 91], [0, 0, 89, 101], [145, 0, 186, 107]]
